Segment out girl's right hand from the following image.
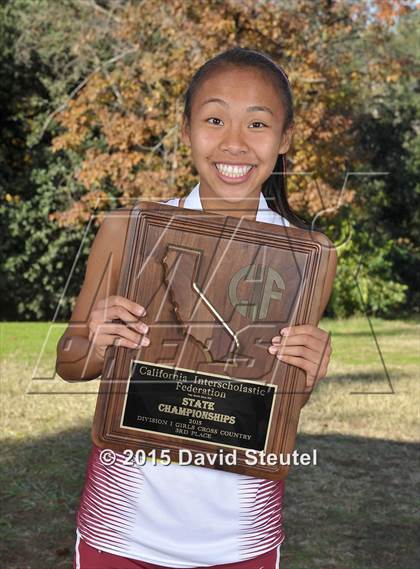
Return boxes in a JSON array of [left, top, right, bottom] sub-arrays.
[[88, 295, 150, 363]]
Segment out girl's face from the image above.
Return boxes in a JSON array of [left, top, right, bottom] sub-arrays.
[[181, 66, 292, 206]]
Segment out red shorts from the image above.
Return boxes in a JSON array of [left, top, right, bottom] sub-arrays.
[[74, 536, 282, 569]]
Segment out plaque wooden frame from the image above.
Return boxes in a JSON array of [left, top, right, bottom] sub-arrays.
[[92, 200, 334, 480]]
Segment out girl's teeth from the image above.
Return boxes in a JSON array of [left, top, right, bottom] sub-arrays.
[[216, 163, 253, 177]]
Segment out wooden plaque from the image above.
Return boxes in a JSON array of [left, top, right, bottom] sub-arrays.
[[92, 200, 334, 480]]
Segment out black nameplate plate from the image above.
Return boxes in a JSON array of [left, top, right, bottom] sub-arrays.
[[121, 360, 276, 451]]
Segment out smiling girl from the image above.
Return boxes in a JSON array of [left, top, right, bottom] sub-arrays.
[[57, 46, 336, 569]]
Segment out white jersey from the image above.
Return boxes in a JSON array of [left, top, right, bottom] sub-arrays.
[[77, 182, 290, 567]]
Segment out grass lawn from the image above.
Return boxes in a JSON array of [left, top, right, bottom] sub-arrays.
[[1, 317, 419, 569]]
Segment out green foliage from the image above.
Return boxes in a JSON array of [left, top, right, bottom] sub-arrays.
[[0, 0, 95, 320], [1, 157, 91, 320], [329, 213, 408, 318], [1, 1, 418, 320], [351, 9, 420, 314]]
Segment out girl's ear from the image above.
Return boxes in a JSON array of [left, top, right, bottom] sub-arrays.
[[277, 126, 293, 155], [181, 119, 191, 147]]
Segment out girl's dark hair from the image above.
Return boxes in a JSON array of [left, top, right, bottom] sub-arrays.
[[183, 46, 310, 229]]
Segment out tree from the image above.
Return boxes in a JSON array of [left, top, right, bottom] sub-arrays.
[[1, 0, 417, 319]]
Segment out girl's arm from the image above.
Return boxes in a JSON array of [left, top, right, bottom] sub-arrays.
[[300, 245, 337, 407], [269, 245, 338, 408], [55, 210, 149, 382]]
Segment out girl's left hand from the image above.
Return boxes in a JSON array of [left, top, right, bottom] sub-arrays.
[[268, 324, 332, 392]]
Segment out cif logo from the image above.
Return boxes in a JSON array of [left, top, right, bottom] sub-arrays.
[[228, 264, 285, 320]]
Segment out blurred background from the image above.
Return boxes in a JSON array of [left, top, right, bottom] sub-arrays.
[[1, 1, 419, 568]]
